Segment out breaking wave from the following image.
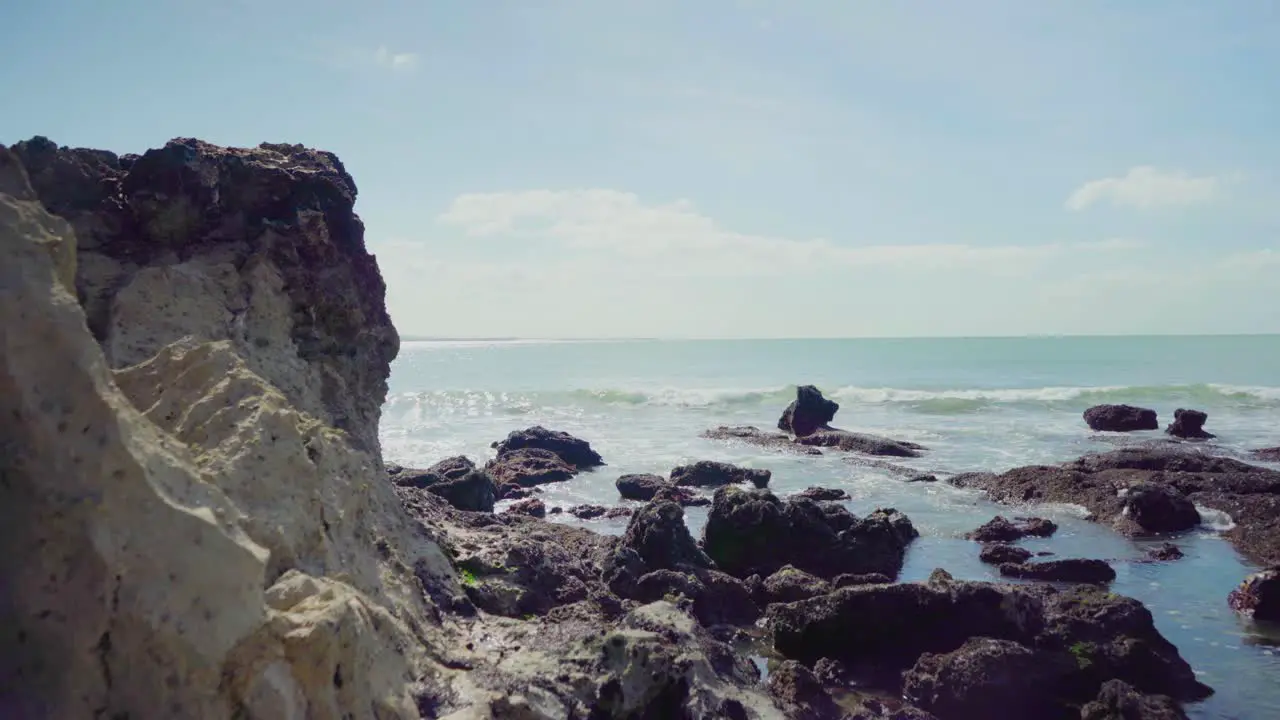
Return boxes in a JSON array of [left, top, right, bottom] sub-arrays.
[[383, 382, 1280, 417]]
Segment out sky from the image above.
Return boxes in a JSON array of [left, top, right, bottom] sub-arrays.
[[3, 0, 1279, 339]]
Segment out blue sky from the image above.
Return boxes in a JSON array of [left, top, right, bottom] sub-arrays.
[[4, 0, 1279, 338]]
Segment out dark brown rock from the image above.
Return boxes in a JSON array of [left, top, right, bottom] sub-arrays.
[[833, 573, 892, 588], [761, 565, 833, 604], [1122, 483, 1200, 533], [793, 486, 850, 502], [1146, 543, 1185, 562], [651, 485, 710, 507], [1080, 680, 1188, 720], [701, 425, 823, 455], [491, 425, 604, 469], [999, 559, 1116, 584], [968, 515, 1058, 542], [504, 498, 546, 519], [778, 384, 839, 437], [568, 504, 608, 519], [388, 457, 498, 512], [703, 486, 917, 580], [978, 544, 1033, 565], [1084, 404, 1159, 432], [767, 660, 841, 719], [1251, 447, 1280, 462], [485, 447, 576, 488], [1165, 408, 1213, 440], [1228, 567, 1280, 621], [796, 429, 926, 458], [902, 637, 1076, 720], [615, 473, 668, 500], [671, 460, 771, 489]]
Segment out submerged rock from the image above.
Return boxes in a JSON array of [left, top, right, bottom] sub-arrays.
[[1084, 404, 1159, 432], [1166, 408, 1214, 440], [491, 425, 605, 468], [615, 472, 668, 500], [999, 559, 1116, 584], [504, 497, 547, 518], [794, 486, 850, 502], [1146, 543, 1185, 562], [778, 384, 840, 437], [389, 457, 498, 512], [978, 544, 1033, 565], [651, 484, 711, 507], [702, 486, 917, 580], [796, 429, 926, 458], [671, 460, 772, 489], [1228, 567, 1280, 622], [968, 515, 1058, 542], [1122, 483, 1200, 533], [702, 425, 824, 455], [1251, 447, 1280, 462]]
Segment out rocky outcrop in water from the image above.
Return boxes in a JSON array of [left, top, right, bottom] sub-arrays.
[[1166, 408, 1214, 439], [778, 384, 840, 437], [491, 425, 605, 468], [1227, 567, 1280, 622], [967, 515, 1057, 542], [702, 486, 917, 580], [702, 425, 825, 455], [1083, 404, 1159, 432], [998, 558, 1116, 584], [1252, 447, 1280, 462], [949, 446, 1280, 564], [484, 446, 576, 495], [615, 472, 669, 500], [671, 460, 772, 489], [796, 429, 926, 457], [978, 544, 1033, 565]]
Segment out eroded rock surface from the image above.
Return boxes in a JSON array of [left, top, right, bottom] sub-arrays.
[[491, 425, 604, 469], [671, 460, 772, 489], [778, 384, 839, 437], [1227, 567, 1280, 622], [702, 425, 825, 455], [1166, 408, 1213, 440], [1084, 404, 1159, 432]]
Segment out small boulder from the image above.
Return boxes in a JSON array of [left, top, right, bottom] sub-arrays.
[[702, 425, 824, 455], [389, 455, 476, 487], [796, 429, 925, 458], [605, 507, 634, 519], [491, 425, 604, 468], [999, 559, 1116, 584], [388, 457, 497, 512], [768, 660, 840, 719], [1228, 567, 1280, 621], [1251, 447, 1280, 462], [1146, 543, 1185, 562], [503, 498, 546, 518], [1084, 404, 1159, 432], [495, 484, 535, 500], [761, 565, 833, 604], [833, 573, 892, 588], [794, 486, 849, 502], [615, 473, 668, 501], [1166, 408, 1214, 440], [485, 447, 576, 489], [902, 637, 1075, 720], [1122, 483, 1200, 534], [568, 504, 608, 519], [671, 460, 771, 489], [778, 384, 839, 437], [968, 515, 1058, 542], [906, 474, 938, 483], [978, 544, 1033, 565], [1080, 680, 1188, 720], [652, 484, 710, 507]]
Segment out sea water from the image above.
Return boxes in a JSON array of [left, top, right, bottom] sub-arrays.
[[381, 335, 1280, 718]]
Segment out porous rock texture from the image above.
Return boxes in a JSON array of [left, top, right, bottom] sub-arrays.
[[0, 140, 783, 719]]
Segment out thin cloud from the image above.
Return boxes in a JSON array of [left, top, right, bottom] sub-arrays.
[[374, 45, 418, 71], [1065, 166, 1221, 211]]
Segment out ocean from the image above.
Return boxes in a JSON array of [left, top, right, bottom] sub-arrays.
[[380, 335, 1280, 718]]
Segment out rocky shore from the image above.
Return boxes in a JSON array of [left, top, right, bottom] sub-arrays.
[[4, 137, 1274, 718]]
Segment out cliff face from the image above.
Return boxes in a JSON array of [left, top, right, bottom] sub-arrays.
[[10, 137, 397, 455]]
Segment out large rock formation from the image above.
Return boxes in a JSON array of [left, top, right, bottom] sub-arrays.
[[1166, 408, 1214, 440], [1, 140, 783, 719], [777, 385, 839, 437], [1083, 404, 1159, 432]]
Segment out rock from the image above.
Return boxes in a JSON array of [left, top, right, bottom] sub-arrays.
[[550, 506, 563, 514], [491, 425, 604, 469], [979, 544, 1033, 565], [671, 460, 772, 489], [794, 486, 850, 502], [504, 498, 547, 518], [796, 429, 926, 458], [1166, 408, 1214, 440], [778, 384, 840, 437], [613, 502, 713, 574], [421, 469, 496, 513], [495, 484, 535, 500], [902, 637, 1075, 720], [999, 559, 1116, 584], [968, 515, 1058, 542], [1228, 567, 1280, 621], [702, 425, 824, 455], [906, 474, 939, 483], [1252, 447, 1280, 462], [761, 565, 833, 604], [1145, 543, 1185, 562], [768, 578, 1210, 709], [389, 455, 474, 486], [1080, 680, 1188, 720], [833, 573, 892, 588], [811, 657, 847, 685], [1122, 483, 1200, 533], [767, 660, 841, 719], [569, 504, 608, 519], [605, 507, 634, 519], [1084, 404, 1159, 432], [615, 473, 668, 500], [652, 484, 711, 507], [703, 486, 917, 580], [949, 446, 1280, 565], [484, 447, 576, 488]]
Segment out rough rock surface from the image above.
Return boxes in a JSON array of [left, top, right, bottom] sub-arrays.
[[1252, 447, 1280, 462], [1080, 680, 1188, 720], [702, 486, 917, 580], [1146, 543, 1185, 562], [671, 460, 772, 489], [777, 384, 840, 437], [759, 566, 834, 605], [389, 455, 475, 487], [652, 484, 712, 507], [998, 559, 1117, 584], [793, 486, 850, 502], [795, 429, 926, 458], [484, 447, 576, 493], [503, 497, 547, 518], [1227, 567, 1280, 622], [702, 425, 824, 455], [902, 637, 1076, 720], [1, 140, 785, 719], [978, 544, 1033, 565], [389, 458, 496, 513], [11, 136, 398, 455], [767, 574, 1210, 717], [949, 446, 1280, 564], [491, 425, 604, 469], [967, 515, 1058, 542], [1166, 408, 1213, 440], [1084, 404, 1159, 432], [615, 472, 669, 500]]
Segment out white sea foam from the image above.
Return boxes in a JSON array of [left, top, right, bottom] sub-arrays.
[[1196, 506, 1237, 531]]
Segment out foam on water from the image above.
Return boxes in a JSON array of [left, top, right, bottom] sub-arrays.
[[381, 336, 1280, 718]]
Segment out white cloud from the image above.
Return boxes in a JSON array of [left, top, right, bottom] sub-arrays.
[[1065, 166, 1222, 211], [438, 189, 1140, 277], [374, 45, 418, 72]]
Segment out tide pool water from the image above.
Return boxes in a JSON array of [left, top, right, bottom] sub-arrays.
[[381, 335, 1280, 718]]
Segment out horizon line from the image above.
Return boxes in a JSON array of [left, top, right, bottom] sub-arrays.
[[399, 331, 1280, 342]]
